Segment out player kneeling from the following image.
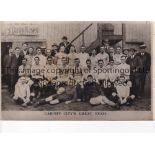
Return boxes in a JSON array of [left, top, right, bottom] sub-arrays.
[[84, 75, 117, 108]]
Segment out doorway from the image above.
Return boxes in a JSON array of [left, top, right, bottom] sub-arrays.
[[1, 42, 13, 83]]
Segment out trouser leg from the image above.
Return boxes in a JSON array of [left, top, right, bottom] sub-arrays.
[[135, 75, 141, 97], [10, 75, 16, 94], [6, 74, 11, 92], [14, 97, 24, 105], [130, 73, 136, 96], [76, 84, 84, 101], [141, 73, 146, 95]]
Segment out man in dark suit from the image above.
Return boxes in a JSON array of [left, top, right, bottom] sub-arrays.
[[59, 36, 71, 54], [14, 47, 24, 83], [126, 48, 139, 97], [135, 44, 151, 98], [20, 42, 29, 57], [3, 48, 15, 94]]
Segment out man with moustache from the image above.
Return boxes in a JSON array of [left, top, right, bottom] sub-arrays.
[[134, 44, 151, 98]]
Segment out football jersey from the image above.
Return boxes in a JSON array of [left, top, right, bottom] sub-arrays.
[[115, 81, 132, 98], [95, 53, 109, 66], [76, 52, 89, 67]]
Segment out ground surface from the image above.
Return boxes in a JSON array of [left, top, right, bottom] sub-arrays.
[[2, 88, 151, 111]]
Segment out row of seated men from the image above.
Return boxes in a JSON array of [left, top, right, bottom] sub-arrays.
[[13, 54, 134, 109]]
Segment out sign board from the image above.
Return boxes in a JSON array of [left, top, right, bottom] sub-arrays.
[[2, 23, 39, 36]]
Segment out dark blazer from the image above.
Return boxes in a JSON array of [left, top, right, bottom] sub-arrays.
[[3, 54, 12, 68], [51, 49, 57, 57], [126, 55, 139, 71], [136, 52, 151, 72], [3, 54, 15, 75], [59, 42, 71, 54], [20, 50, 29, 57], [14, 54, 23, 68], [84, 82, 101, 100], [3, 54, 23, 75]]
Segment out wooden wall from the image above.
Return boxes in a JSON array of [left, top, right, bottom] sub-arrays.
[[1, 21, 151, 52], [125, 22, 151, 52], [40, 22, 98, 50]]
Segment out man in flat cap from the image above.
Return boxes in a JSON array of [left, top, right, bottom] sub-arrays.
[[134, 44, 151, 98]]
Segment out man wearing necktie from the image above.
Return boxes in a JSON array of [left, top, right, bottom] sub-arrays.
[[3, 48, 14, 94], [20, 42, 28, 57], [126, 48, 139, 97], [135, 44, 151, 98]]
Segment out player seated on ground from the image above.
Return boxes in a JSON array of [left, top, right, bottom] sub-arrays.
[[34, 82, 77, 107], [13, 76, 31, 107], [84, 75, 116, 107], [114, 75, 135, 106], [102, 80, 120, 109]]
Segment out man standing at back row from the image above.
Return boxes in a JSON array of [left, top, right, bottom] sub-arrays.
[[77, 46, 89, 67], [135, 44, 151, 98], [20, 42, 29, 57], [3, 48, 15, 95], [95, 46, 109, 66]]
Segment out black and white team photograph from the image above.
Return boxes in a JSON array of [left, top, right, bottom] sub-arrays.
[[1, 21, 151, 113]]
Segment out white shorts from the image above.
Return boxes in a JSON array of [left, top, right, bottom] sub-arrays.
[[90, 95, 103, 105], [90, 95, 115, 106]]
